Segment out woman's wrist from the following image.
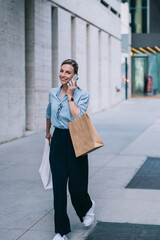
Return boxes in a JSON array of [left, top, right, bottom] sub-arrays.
[[68, 95, 74, 102], [67, 94, 73, 99]]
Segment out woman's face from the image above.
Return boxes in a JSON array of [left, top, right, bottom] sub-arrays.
[[59, 64, 75, 85]]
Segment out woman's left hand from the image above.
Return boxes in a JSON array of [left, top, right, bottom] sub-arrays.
[[67, 79, 76, 97]]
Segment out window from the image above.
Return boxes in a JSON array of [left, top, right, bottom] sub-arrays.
[[129, 0, 148, 33]]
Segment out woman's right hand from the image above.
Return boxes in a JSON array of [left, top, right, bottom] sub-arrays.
[[46, 133, 52, 143]]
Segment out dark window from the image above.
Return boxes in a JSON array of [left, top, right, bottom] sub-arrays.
[[129, 0, 148, 33], [100, 0, 109, 8], [130, 0, 147, 8], [110, 7, 117, 15]]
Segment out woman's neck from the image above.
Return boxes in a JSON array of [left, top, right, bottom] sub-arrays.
[[61, 84, 68, 94]]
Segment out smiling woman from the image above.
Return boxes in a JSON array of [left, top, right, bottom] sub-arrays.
[[45, 59, 95, 240]]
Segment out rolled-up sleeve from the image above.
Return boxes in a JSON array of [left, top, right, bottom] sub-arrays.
[[46, 92, 51, 119], [72, 91, 90, 120]]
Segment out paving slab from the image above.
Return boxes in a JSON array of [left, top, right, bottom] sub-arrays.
[[0, 229, 25, 240], [89, 167, 137, 189], [121, 120, 160, 156], [94, 198, 160, 225], [107, 155, 146, 168]]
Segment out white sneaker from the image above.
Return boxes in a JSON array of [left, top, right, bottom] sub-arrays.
[[52, 233, 68, 240], [83, 200, 95, 227], [52, 234, 62, 240], [62, 236, 68, 240]]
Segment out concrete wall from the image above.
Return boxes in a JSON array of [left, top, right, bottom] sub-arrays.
[[25, 0, 52, 131], [110, 36, 122, 106], [51, 0, 121, 39], [0, 0, 130, 143], [87, 25, 100, 113], [71, 17, 87, 91], [99, 31, 110, 110], [0, 0, 25, 143]]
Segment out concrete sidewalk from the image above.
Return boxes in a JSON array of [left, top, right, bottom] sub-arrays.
[[1, 98, 160, 240]]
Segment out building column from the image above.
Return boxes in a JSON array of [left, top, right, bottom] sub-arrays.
[[0, 0, 25, 143], [99, 31, 110, 110], [71, 17, 87, 90], [86, 25, 99, 113], [109, 36, 121, 106], [25, 0, 52, 131]]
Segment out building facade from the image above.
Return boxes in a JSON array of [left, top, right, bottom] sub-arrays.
[[0, 0, 130, 143], [129, 0, 160, 96]]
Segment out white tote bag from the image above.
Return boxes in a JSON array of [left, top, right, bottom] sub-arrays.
[[39, 138, 52, 189]]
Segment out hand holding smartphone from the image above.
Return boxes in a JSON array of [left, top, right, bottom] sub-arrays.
[[72, 74, 79, 85], [67, 74, 78, 90]]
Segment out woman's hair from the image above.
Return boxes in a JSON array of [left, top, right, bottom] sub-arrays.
[[61, 59, 78, 74]]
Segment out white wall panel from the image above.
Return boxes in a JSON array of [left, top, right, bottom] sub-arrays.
[[110, 36, 122, 106], [0, 0, 25, 142], [71, 17, 87, 90], [87, 25, 99, 113], [99, 31, 110, 110]]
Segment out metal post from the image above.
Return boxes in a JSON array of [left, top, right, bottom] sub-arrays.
[[125, 57, 128, 99]]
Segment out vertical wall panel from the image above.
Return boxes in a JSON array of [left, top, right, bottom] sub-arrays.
[[99, 31, 110, 110], [87, 25, 99, 113], [57, 8, 71, 79], [25, 0, 35, 131], [0, 0, 25, 142], [71, 18, 87, 90], [26, 0, 52, 130], [52, 7, 58, 88], [110, 36, 121, 106]]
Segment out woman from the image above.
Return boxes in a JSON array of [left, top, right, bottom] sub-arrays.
[[46, 59, 95, 240]]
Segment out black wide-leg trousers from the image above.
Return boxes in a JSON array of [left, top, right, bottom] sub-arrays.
[[49, 128, 92, 236]]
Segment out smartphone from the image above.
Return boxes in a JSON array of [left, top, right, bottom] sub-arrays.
[[72, 74, 79, 85]]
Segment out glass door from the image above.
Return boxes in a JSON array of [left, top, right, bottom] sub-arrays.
[[132, 56, 148, 96]]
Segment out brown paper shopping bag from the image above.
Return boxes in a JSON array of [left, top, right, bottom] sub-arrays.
[[68, 113, 104, 157]]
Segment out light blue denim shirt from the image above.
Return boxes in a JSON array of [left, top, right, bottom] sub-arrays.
[[46, 86, 90, 129]]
